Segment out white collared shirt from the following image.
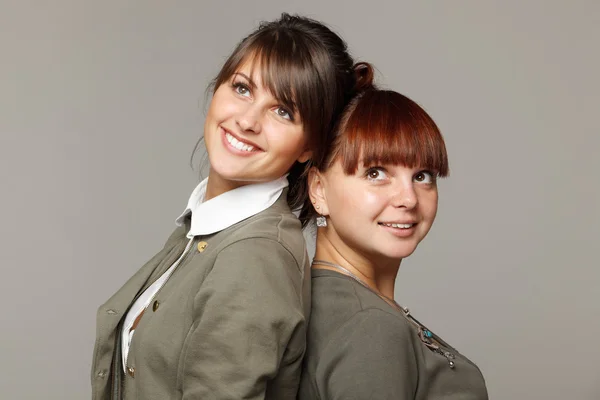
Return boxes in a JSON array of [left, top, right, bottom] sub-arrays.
[[121, 176, 289, 372]]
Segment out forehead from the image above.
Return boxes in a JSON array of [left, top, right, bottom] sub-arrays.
[[234, 59, 267, 89]]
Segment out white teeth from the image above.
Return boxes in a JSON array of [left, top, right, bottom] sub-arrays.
[[225, 132, 255, 151], [383, 223, 414, 229]]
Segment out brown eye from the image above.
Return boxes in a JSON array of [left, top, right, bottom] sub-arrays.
[[233, 82, 251, 97], [274, 107, 292, 120], [365, 167, 387, 181], [414, 171, 434, 183]]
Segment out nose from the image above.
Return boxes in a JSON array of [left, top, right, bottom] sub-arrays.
[[391, 182, 418, 209], [236, 105, 261, 134]]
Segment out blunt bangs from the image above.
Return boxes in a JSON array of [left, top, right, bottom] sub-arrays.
[[331, 90, 449, 177]]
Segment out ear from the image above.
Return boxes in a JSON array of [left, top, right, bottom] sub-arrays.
[[297, 149, 312, 164], [308, 167, 330, 216]]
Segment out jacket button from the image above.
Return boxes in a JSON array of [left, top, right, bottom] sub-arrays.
[[127, 366, 135, 378], [152, 300, 160, 312], [96, 370, 107, 379], [197, 241, 208, 252]]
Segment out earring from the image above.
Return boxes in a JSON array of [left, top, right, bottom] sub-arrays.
[[316, 215, 327, 227], [315, 205, 320, 209]]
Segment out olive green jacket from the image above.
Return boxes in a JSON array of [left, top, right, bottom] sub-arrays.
[[298, 269, 488, 400], [91, 192, 310, 399]]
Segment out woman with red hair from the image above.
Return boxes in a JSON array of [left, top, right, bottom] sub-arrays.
[[299, 83, 489, 399]]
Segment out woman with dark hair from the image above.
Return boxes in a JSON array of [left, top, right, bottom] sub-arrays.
[[299, 87, 489, 399], [91, 13, 371, 400]]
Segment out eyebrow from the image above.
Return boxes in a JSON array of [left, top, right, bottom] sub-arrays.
[[232, 72, 257, 90], [233, 71, 300, 118]]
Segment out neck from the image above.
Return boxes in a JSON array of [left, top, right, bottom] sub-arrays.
[[313, 226, 401, 300], [204, 170, 244, 201]]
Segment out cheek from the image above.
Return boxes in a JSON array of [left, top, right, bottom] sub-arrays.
[[421, 191, 439, 221], [331, 184, 385, 220], [266, 125, 306, 157], [207, 88, 237, 121], [363, 190, 386, 210], [204, 100, 220, 130]]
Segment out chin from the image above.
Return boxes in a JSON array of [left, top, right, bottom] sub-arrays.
[[212, 165, 275, 185], [208, 154, 248, 177], [383, 245, 419, 261]]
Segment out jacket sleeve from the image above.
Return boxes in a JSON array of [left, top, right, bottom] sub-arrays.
[[180, 237, 306, 400], [316, 309, 419, 400]]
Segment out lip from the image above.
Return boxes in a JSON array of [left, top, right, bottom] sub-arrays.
[[378, 222, 418, 238], [221, 126, 263, 152]]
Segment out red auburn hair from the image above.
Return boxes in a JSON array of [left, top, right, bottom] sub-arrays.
[[323, 89, 449, 177]]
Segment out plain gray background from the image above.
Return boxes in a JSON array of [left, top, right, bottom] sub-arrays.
[[1, 1, 598, 399]]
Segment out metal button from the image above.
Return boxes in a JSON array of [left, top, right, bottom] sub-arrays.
[[127, 366, 135, 378], [152, 300, 159, 312], [96, 370, 107, 378], [197, 241, 208, 252]]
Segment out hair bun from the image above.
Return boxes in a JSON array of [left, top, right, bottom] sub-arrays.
[[352, 62, 375, 92]]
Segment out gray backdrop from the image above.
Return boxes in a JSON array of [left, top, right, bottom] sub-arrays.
[[1, 1, 598, 399]]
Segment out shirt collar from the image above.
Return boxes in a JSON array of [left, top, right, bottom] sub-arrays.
[[175, 175, 289, 238]]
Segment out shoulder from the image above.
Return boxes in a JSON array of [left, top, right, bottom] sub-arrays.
[[313, 308, 419, 399], [311, 270, 413, 329], [332, 308, 416, 350], [309, 271, 418, 355], [216, 202, 307, 273]]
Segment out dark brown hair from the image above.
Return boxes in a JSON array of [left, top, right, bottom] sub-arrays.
[[204, 13, 371, 226], [308, 89, 449, 222]]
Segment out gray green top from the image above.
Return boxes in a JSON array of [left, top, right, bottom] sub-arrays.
[[298, 269, 488, 400], [91, 191, 310, 400]]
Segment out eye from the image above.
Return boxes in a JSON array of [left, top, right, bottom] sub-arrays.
[[365, 167, 388, 181], [274, 106, 293, 121], [232, 82, 251, 97], [414, 170, 435, 184]]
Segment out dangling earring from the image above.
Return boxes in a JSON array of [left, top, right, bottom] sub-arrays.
[[316, 215, 327, 227], [313, 202, 327, 227]]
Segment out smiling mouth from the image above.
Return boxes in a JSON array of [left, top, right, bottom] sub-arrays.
[[378, 222, 416, 229], [224, 130, 260, 152]]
